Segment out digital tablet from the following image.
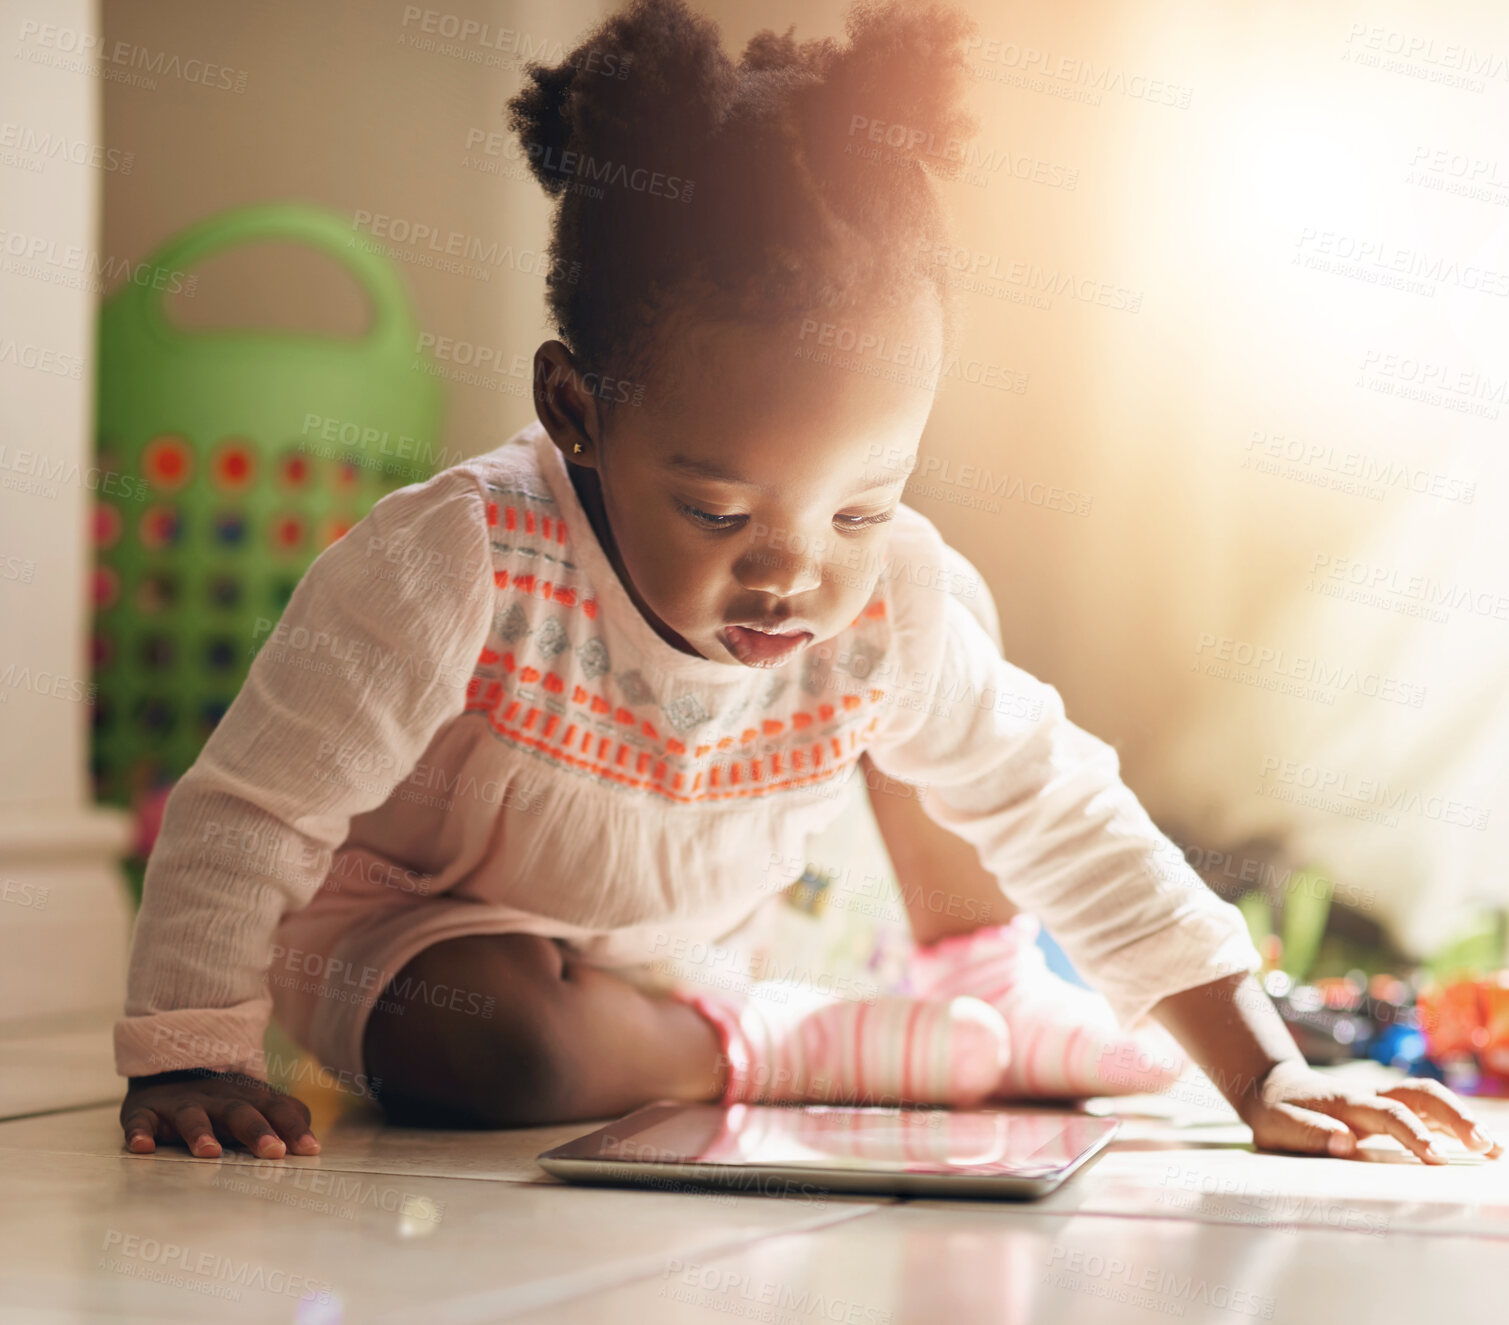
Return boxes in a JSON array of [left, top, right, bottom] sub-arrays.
[[537, 1101, 1119, 1200]]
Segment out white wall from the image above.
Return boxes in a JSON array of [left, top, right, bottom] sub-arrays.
[[0, 0, 133, 1022]]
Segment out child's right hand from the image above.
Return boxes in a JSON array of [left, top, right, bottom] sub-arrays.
[[120, 1070, 320, 1160]]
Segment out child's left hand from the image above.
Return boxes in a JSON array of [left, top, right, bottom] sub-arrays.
[[1245, 1059, 1504, 1164]]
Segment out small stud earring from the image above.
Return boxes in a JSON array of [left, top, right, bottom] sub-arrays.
[[572, 442, 584, 455]]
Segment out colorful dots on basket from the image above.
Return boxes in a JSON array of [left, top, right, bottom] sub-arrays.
[[91, 693, 112, 733], [333, 460, 361, 491], [91, 631, 114, 669], [278, 450, 313, 489], [212, 510, 248, 547], [139, 506, 184, 549], [203, 636, 237, 672], [141, 434, 194, 491], [141, 633, 176, 670], [93, 503, 123, 549], [270, 512, 305, 552], [206, 574, 242, 609], [135, 573, 177, 613], [199, 699, 229, 733], [134, 696, 176, 735], [92, 566, 120, 609], [322, 515, 354, 547], [211, 438, 257, 491], [271, 577, 298, 609]]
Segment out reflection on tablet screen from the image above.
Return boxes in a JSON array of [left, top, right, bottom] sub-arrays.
[[598, 1104, 1104, 1176]]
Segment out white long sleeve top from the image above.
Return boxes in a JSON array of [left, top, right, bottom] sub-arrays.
[[115, 419, 1261, 1077]]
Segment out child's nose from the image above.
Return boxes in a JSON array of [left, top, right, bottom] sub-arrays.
[[735, 543, 823, 598]]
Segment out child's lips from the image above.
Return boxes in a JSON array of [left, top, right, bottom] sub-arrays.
[[719, 623, 814, 667]]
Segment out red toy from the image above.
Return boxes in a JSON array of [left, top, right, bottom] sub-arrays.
[[1418, 974, 1509, 1090]]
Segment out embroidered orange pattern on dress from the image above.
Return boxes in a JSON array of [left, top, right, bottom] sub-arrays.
[[471, 498, 891, 801]]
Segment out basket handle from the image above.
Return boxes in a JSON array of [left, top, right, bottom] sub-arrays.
[[129, 203, 419, 358]]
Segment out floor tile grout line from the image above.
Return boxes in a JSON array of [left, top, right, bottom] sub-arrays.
[[124, 1150, 568, 1185], [0, 1095, 122, 1128], [0, 1145, 532, 1181], [0, 1128, 586, 1185], [7, 1140, 898, 1197]]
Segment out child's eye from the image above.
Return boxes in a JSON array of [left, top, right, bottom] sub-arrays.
[[834, 510, 894, 530], [676, 501, 746, 529]]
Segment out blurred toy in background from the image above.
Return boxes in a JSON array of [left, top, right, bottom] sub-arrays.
[[1261, 968, 1436, 1076], [92, 203, 445, 902], [1187, 843, 1509, 1095], [1417, 974, 1509, 1097]]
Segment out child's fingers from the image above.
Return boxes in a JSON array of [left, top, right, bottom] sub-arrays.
[[262, 1098, 320, 1154], [169, 1104, 223, 1158], [121, 1107, 160, 1154], [1379, 1078, 1502, 1156], [217, 1100, 287, 1159], [1251, 1101, 1358, 1157], [1328, 1097, 1447, 1164]]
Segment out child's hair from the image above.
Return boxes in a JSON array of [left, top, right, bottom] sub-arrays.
[[508, 0, 978, 405]]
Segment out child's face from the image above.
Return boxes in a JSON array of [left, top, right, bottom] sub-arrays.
[[554, 293, 941, 669]]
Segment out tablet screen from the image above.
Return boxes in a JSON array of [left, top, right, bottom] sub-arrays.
[[544, 1102, 1118, 1177]]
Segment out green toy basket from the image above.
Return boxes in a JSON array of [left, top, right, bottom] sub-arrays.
[[91, 203, 445, 894]]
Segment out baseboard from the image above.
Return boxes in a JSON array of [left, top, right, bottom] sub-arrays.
[[0, 805, 134, 1026]]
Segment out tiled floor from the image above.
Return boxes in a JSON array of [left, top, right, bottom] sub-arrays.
[[3, 1028, 1507, 1324]]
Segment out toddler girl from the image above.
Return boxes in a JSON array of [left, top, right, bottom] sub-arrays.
[[118, 0, 1495, 1166]]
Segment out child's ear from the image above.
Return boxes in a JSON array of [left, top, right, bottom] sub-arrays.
[[533, 340, 603, 466]]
